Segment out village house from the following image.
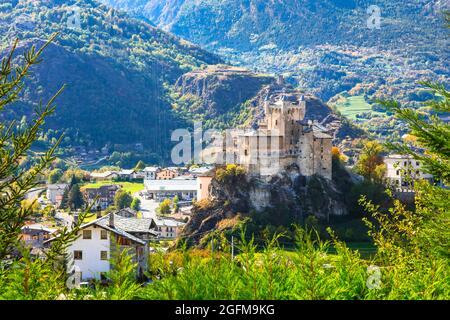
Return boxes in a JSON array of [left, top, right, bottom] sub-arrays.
[[196, 169, 215, 202], [153, 218, 185, 240], [46, 184, 68, 207], [115, 208, 138, 218], [117, 169, 135, 181], [20, 223, 57, 248], [116, 169, 145, 181], [143, 166, 161, 180], [47, 213, 157, 281], [90, 171, 119, 181], [384, 154, 434, 192], [83, 185, 121, 210], [156, 168, 180, 180]]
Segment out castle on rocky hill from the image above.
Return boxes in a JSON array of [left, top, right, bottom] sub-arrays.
[[203, 87, 333, 180]]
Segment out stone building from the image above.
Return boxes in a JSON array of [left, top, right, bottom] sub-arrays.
[[384, 154, 434, 192], [208, 90, 333, 180]]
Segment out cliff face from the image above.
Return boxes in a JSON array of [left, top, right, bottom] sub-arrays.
[[172, 65, 274, 125], [181, 165, 350, 247], [173, 65, 364, 141]]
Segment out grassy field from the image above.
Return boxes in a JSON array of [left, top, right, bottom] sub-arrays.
[[334, 95, 384, 120], [279, 241, 376, 259], [80, 181, 145, 194]]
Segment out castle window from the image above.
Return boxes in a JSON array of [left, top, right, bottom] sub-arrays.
[[245, 149, 248, 156], [275, 120, 278, 126]]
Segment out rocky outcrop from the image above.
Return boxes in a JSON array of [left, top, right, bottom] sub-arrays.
[[174, 65, 274, 119], [181, 165, 352, 247], [173, 65, 364, 142]]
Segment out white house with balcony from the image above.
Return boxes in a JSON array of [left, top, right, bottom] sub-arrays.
[[384, 154, 433, 192], [143, 167, 161, 180], [153, 218, 186, 240], [46, 213, 157, 281]]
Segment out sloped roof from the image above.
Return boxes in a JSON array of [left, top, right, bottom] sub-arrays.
[[90, 171, 118, 178], [45, 213, 155, 246], [96, 214, 156, 235], [94, 221, 146, 245], [143, 166, 160, 172], [154, 218, 186, 228], [47, 184, 68, 191], [83, 184, 121, 197], [116, 208, 137, 217], [21, 224, 57, 234], [188, 167, 214, 175], [119, 169, 135, 175]]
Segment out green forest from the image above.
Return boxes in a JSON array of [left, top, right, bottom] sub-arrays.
[[0, 24, 449, 299]]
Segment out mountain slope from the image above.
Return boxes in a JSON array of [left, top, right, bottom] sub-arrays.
[[0, 0, 221, 157], [101, 0, 450, 140], [102, 0, 449, 51]]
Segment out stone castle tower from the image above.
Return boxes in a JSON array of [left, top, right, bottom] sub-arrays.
[[201, 88, 333, 180], [232, 90, 333, 180]]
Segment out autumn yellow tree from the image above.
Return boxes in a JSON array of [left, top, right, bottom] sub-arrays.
[[355, 140, 386, 183]]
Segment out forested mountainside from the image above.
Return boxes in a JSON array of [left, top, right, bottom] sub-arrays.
[[102, 0, 448, 51], [101, 0, 450, 141], [0, 0, 220, 157], [1, 0, 361, 163], [172, 65, 364, 140]]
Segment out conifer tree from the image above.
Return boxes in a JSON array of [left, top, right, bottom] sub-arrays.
[[67, 184, 84, 210], [0, 34, 63, 259], [134, 160, 146, 171]]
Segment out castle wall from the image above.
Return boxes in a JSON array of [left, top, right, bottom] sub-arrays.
[[222, 95, 332, 181], [297, 131, 332, 179]]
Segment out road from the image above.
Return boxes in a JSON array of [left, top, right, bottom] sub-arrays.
[[134, 192, 159, 219]]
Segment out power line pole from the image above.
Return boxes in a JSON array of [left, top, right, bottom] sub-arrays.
[[231, 236, 234, 261]]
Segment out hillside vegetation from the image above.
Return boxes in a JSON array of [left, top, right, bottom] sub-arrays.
[[102, 0, 450, 135], [0, 0, 220, 155]]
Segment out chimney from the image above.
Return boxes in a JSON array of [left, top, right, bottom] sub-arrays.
[[96, 206, 102, 219], [109, 213, 115, 228], [73, 214, 79, 227]]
